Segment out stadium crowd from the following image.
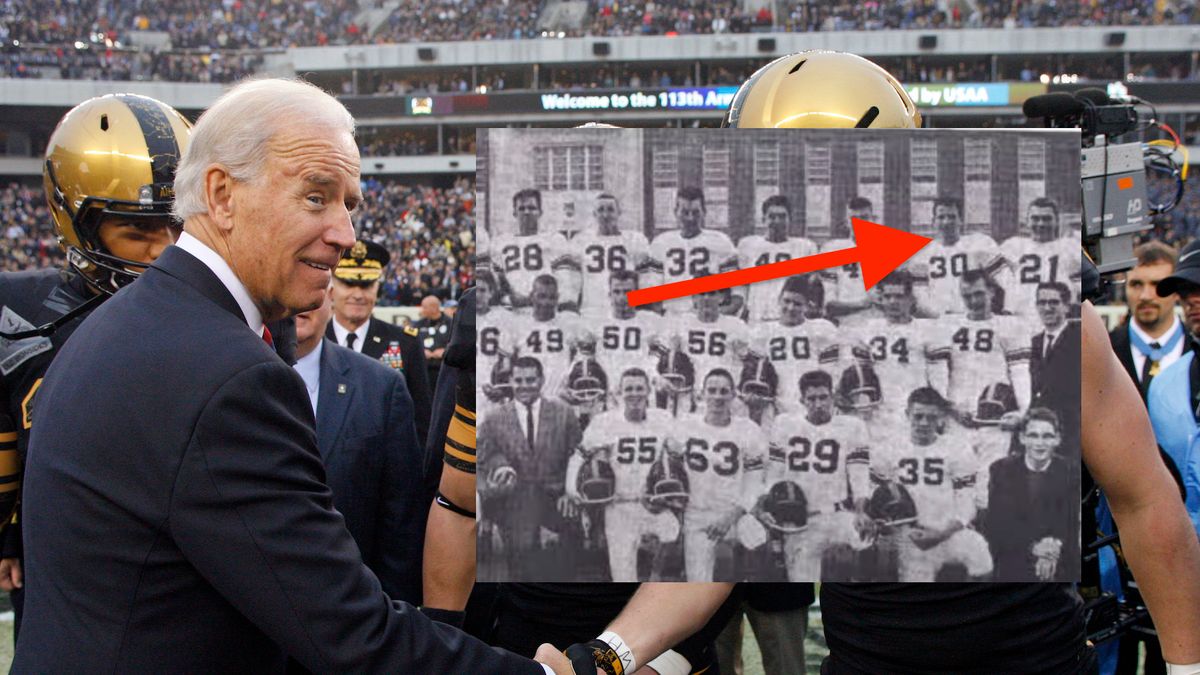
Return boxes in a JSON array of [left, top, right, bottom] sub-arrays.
[[0, 178, 475, 306]]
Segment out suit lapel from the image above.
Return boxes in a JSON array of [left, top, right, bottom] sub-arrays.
[[316, 342, 355, 462]]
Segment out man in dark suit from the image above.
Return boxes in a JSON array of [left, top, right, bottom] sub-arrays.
[[415, 294, 454, 386], [326, 238, 431, 446], [478, 355, 583, 581], [14, 78, 547, 674], [1108, 241, 1187, 397], [293, 287, 426, 605], [1030, 281, 1081, 454]]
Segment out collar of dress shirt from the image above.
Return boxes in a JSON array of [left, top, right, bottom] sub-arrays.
[[331, 318, 369, 350], [1130, 313, 1182, 350], [175, 231, 264, 336], [293, 339, 323, 416]]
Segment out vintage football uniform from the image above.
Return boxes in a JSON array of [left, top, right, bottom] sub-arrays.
[[819, 237, 867, 309], [928, 313, 1032, 414], [494, 232, 580, 308], [1000, 235, 1079, 316], [737, 235, 819, 323], [754, 318, 840, 411], [581, 309, 663, 388], [910, 233, 1011, 316], [478, 306, 518, 409], [576, 408, 680, 582], [768, 412, 871, 581], [840, 316, 935, 412], [668, 314, 749, 390], [648, 230, 738, 316], [871, 430, 992, 582], [501, 312, 585, 398], [680, 415, 765, 581], [575, 230, 651, 314]]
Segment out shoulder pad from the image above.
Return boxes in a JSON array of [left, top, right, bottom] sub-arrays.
[[404, 325, 419, 337]]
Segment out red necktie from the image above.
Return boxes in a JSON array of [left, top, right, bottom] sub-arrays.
[[262, 325, 274, 349]]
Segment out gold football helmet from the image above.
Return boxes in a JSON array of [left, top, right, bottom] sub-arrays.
[[43, 93, 192, 294], [724, 50, 921, 129]]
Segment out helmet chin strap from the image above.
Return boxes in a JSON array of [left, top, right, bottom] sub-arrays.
[[0, 292, 105, 340]]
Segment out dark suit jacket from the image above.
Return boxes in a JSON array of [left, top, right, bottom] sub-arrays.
[[985, 454, 1080, 582], [14, 246, 539, 674], [325, 316, 431, 446], [1030, 320, 1081, 439], [314, 340, 427, 606], [478, 397, 581, 550]]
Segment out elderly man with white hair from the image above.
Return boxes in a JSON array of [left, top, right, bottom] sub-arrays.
[[13, 79, 548, 674]]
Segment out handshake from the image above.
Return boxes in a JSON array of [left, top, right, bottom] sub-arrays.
[[533, 632, 688, 675]]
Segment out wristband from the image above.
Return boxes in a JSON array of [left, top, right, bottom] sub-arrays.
[[645, 648, 691, 675], [566, 640, 623, 675], [1166, 662, 1200, 675], [598, 630, 636, 674]]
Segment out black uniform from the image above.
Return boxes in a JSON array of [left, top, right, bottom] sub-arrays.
[[0, 268, 96, 635], [414, 310, 454, 388], [325, 317, 431, 446]]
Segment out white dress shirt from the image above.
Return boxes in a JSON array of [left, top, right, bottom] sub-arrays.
[[515, 397, 542, 446], [1130, 315, 1186, 378], [293, 340, 323, 417], [331, 319, 369, 353], [174, 232, 265, 337]]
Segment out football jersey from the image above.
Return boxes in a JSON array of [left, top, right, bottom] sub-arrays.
[[681, 415, 766, 512], [671, 315, 749, 387], [649, 230, 738, 315], [584, 309, 663, 387], [575, 230, 651, 313], [819, 237, 866, 307], [768, 413, 870, 512], [582, 408, 676, 500], [477, 307, 517, 391], [737, 235, 820, 323], [1000, 235, 1079, 316], [928, 314, 1032, 411], [494, 232, 579, 305], [506, 313, 585, 396], [910, 233, 1008, 315], [872, 431, 977, 531], [754, 318, 840, 408], [841, 316, 935, 411]]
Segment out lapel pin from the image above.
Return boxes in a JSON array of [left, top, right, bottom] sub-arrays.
[[373, 336, 381, 343], [337, 384, 348, 394]]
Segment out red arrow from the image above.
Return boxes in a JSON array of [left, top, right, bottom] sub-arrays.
[[626, 218, 932, 308]]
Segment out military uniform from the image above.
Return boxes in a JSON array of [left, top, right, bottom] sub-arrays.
[[327, 240, 432, 445]]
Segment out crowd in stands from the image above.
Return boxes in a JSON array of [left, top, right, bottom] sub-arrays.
[[373, 0, 542, 42], [0, 178, 475, 306], [0, 183, 64, 273], [0, 45, 261, 82], [352, 177, 476, 306]]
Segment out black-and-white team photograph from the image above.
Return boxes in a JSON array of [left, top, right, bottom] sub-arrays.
[[475, 127, 1082, 583]]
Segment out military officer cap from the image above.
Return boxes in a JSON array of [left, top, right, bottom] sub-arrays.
[[335, 239, 391, 283]]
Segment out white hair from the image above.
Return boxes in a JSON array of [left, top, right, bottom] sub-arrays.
[[173, 78, 356, 221]]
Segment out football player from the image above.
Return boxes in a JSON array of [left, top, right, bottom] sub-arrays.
[[767, 370, 871, 581], [870, 387, 993, 582], [0, 94, 191, 633], [681, 369, 766, 582], [584, 269, 663, 386], [1000, 197, 1079, 316], [737, 195, 818, 323], [664, 289, 748, 397], [476, 268, 516, 412], [493, 188, 581, 311], [820, 195, 876, 318], [909, 197, 1013, 316], [928, 269, 1032, 417], [505, 274, 583, 398], [566, 368, 681, 582], [647, 186, 739, 317], [840, 270, 935, 410], [754, 275, 839, 411], [574, 194, 650, 314]]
